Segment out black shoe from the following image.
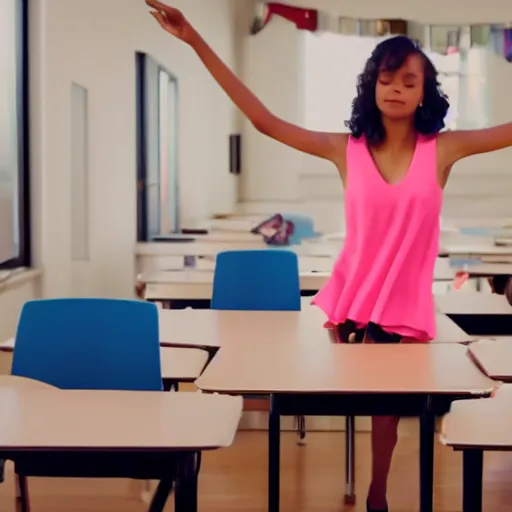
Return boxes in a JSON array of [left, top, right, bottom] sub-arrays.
[[366, 500, 388, 512]]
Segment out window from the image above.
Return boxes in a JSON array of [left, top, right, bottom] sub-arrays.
[[136, 53, 179, 241], [0, 0, 30, 268], [301, 32, 489, 133], [425, 50, 461, 130]]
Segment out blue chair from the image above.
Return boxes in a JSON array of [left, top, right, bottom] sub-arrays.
[[211, 250, 301, 311], [10, 298, 172, 512], [12, 298, 163, 390], [211, 250, 307, 442]]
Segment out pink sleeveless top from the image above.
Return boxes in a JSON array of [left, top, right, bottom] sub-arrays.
[[312, 134, 443, 341]]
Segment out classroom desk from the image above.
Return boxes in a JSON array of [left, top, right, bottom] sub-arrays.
[[439, 243, 512, 258], [0, 374, 54, 389], [435, 292, 512, 335], [158, 306, 468, 350], [468, 338, 512, 382], [435, 313, 472, 342], [495, 235, 512, 246], [196, 343, 495, 512], [143, 269, 330, 306], [158, 304, 331, 350], [136, 241, 340, 258], [461, 263, 512, 277], [440, 384, 512, 512], [158, 305, 468, 502], [0, 341, 209, 390], [143, 264, 457, 307], [159, 347, 209, 390], [0, 387, 242, 512], [192, 256, 336, 275], [153, 231, 265, 243]]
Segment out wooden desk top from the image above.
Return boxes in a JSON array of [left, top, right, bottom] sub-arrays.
[[159, 306, 330, 349], [495, 236, 512, 246], [440, 385, 512, 450], [143, 269, 330, 285], [440, 244, 512, 257], [433, 313, 471, 343], [435, 292, 512, 315], [463, 263, 512, 277], [136, 242, 339, 258], [159, 306, 467, 349], [0, 375, 55, 390], [136, 241, 266, 257], [468, 338, 512, 382], [143, 270, 329, 301], [0, 389, 242, 451], [160, 347, 208, 381], [0, 342, 208, 383], [196, 343, 495, 396]]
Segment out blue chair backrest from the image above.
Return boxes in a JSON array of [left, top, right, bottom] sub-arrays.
[[11, 298, 163, 391], [283, 214, 319, 245], [211, 250, 301, 311]]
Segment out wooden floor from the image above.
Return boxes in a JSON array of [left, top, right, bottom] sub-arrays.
[[1, 421, 512, 511]]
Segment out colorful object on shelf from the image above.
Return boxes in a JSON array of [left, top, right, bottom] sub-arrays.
[[504, 28, 512, 62], [250, 2, 318, 35], [250, 4, 512, 63]]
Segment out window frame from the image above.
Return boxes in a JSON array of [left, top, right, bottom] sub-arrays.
[[135, 52, 179, 242], [0, 0, 31, 269]]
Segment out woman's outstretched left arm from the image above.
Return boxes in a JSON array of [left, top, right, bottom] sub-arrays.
[[440, 122, 512, 165]]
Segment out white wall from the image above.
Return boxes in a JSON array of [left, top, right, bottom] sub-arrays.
[[0, 0, 243, 339], [239, 15, 304, 202], [0, 272, 41, 342], [29, 0, 240, 299], [239, 0, 512, 231]]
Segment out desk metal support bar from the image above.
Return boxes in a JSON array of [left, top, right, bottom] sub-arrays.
[[419, 397, 435, 512], [268, 394, 281, 512], [344, 415, 356, 504], [462, 449, 483, 512], [148, 476, 174, 512], [174, 452, 198, 512]]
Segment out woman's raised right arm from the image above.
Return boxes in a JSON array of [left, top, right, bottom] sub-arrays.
[[146, 0, 346, 165]]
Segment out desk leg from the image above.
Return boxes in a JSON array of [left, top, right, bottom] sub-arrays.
[[344, 415, 356, 504], [148, 476, 174, 512], [174, 452, 198, 512], [419, 405, 435, 512], [268, 394, 281, 512], [462, 450, 483, 512]]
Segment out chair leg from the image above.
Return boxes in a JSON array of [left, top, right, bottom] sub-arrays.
[[15, 475, 31, 512], [296, 415, 307, 445], [140, 479, 154, 504]]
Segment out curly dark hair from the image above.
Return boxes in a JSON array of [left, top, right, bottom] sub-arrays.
[[345, 35, 450, 145]]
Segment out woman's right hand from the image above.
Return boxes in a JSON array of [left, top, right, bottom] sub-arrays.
[[145, 0, 197, 44]]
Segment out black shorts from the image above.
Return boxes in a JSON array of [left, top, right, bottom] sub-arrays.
[[490, 275, 512, 295], [336, 320, 402, 344]]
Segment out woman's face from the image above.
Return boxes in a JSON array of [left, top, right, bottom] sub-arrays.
[[375, 53, 425, 120]]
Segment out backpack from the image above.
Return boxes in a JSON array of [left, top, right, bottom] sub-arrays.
[[251, 214, 295, 246]]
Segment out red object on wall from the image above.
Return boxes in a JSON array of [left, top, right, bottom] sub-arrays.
[[251, 2, 318, 35]]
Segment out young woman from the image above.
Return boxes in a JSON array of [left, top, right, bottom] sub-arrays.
[[146, 1, 512, 510]]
